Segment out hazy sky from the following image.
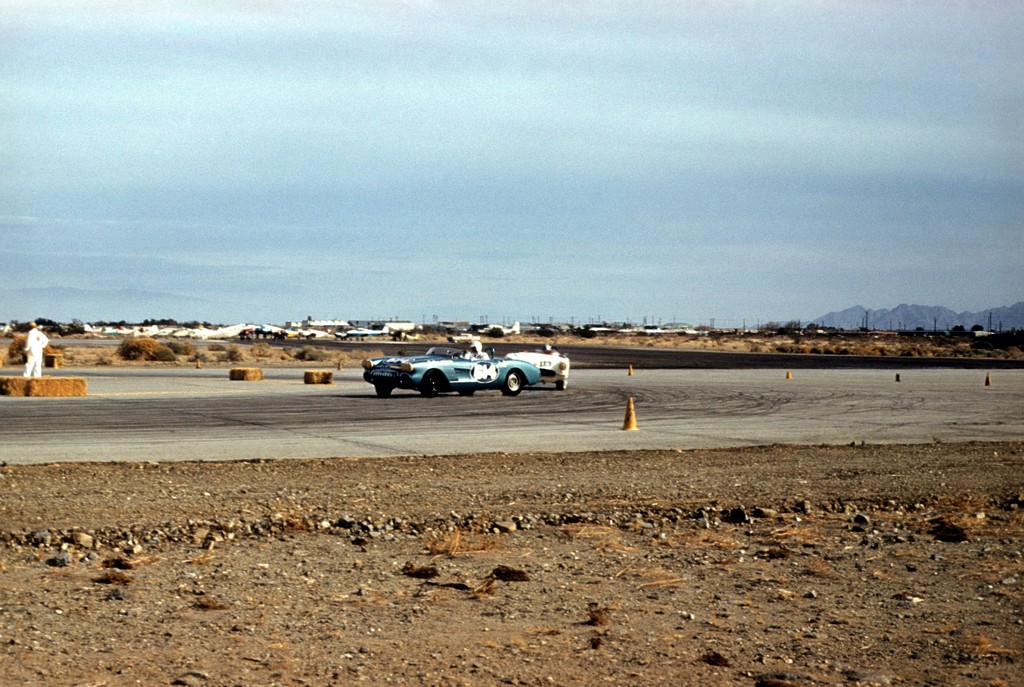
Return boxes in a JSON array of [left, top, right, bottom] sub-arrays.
[[2, 1, 1021, 326]]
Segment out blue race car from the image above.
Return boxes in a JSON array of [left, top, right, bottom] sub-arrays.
[[361, 346, 542, 398]]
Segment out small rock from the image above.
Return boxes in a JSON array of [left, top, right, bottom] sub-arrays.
[[493, 521, 517, 533], [701, 650, 730, 667], [723, 507, 749, 524], [929, 518, 968, 543], [72, 532, 94, 549], [490, 566, 530, 582], [401, 563, 439, 579]]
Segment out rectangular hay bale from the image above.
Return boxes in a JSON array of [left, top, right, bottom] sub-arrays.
[[229, 367, 264, 381], [304, 370, 334, 385], [0, 376, 87, 397], [0, 377, 30, 396]]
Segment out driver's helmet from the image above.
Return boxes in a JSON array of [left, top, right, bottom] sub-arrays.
[[543, 344, 553, 353], [469, 341, 483, 354]]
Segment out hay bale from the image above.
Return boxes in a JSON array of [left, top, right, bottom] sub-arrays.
[[229, 367, 264, 381], [304, 370, 334, 385], [29, 377, 86, 397], [0, 377, 30, 396], [0, 377, 87, 397]]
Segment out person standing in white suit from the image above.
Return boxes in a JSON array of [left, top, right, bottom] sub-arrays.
[[23, 322, 49, 378]]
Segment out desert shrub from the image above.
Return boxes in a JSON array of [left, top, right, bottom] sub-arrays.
[[575, 328, 598, 339], [7, 334, 27, 362], [537, 328, 556, 338], [117, 337, 182, 362], [151, 345, 178, 362], [225, 345, 244, 363], [118, 337, 163, 361], [483, 327, 505, 338], [250, 342, 273, 358], [207, 343, 226, 352], [293, 346, 328, 362], [164, 341, 195, 357]]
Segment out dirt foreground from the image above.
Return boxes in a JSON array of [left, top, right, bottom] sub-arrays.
[[1, 443, 1022, 686]]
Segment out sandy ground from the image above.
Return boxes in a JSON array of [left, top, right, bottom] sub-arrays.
[[1, 442, 1022, 686]]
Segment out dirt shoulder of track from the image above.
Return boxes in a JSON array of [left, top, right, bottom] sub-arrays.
[[2, 442, 1022, 686]]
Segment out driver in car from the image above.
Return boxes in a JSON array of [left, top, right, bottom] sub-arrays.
[[464, 340, 489, 360]]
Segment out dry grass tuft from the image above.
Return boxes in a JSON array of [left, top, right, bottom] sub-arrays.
[[585, 604, 613, 626], [803, 557, 841, 579], [664, 525, 745, 550], [770, 524, 824, 547], [470, 578, 497, 599], [561, 523, 634, 554], [966, 634, 1020, 658], [424, 529, 503, 557], [636, 576, 687, 590], [183, 551, 216, 565], [562, 523, 616, 540], [194, 595, 230, 610]]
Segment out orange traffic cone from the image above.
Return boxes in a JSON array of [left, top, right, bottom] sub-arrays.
[[195, 359, 202, 369], [337, 359, 343, 371], [628, 364, 634, 376], [622, 397, 638, 431], [786, 370, 792, 380]]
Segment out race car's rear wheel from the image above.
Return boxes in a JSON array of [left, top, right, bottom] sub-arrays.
[[501, 369, 525, 396], [374, 383, 394, 398], [420, 371, 444, 397]]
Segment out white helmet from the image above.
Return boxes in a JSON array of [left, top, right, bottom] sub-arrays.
[[470, 340, 482, 353]]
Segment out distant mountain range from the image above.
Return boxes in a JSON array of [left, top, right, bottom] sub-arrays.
[[811, 303, 1024, 332]]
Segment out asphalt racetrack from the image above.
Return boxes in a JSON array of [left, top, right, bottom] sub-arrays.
[[2, 361, 1022, 464]]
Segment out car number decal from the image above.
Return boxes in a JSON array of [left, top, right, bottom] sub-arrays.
[[470, 361, 499, 383]]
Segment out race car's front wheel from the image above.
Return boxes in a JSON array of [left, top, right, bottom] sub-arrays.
[[501, 369, 525, 396], [374, 383, 394, 398], [420, 371, 444, 397]]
